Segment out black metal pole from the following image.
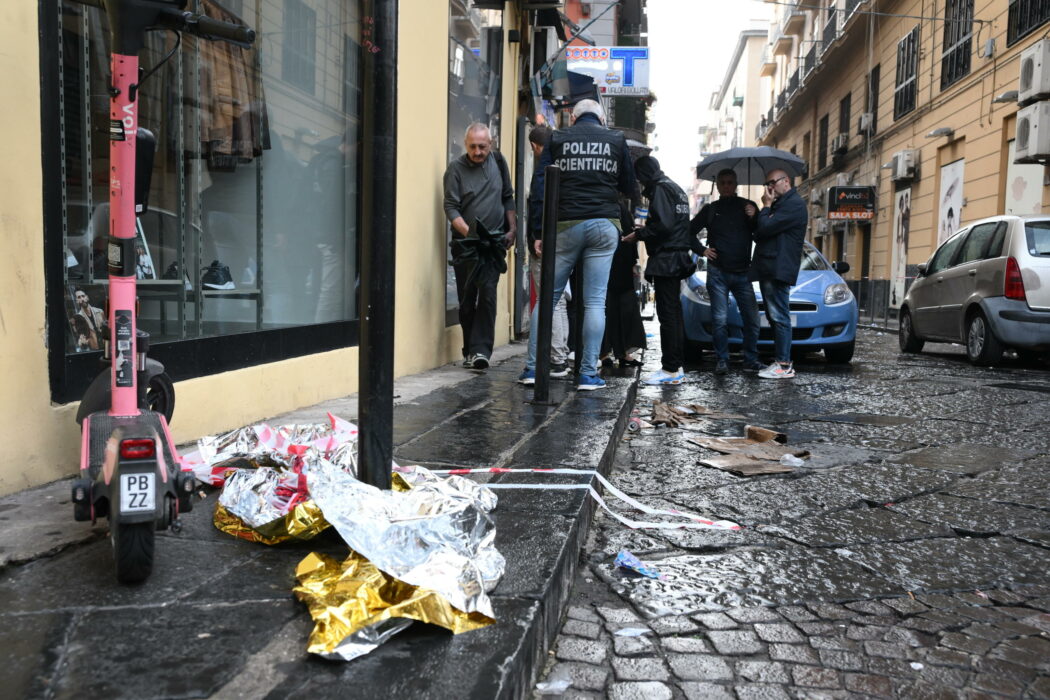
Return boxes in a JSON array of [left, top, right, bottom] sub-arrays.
[[513, 116, 528, 338], [358, 0, 396, 490], [532, 165, 560, 403], [572, 265, 584, 384]]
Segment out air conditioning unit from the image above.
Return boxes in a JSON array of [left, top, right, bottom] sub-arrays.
[[857, 112, 873, 135], [1016, 101, 1050, 162], [809, 188, 824, 204], [1019, 39, 1050, 106], [890, 149, 917, 181], [830, 133, 849, 155], [815, 218, 829, 234]]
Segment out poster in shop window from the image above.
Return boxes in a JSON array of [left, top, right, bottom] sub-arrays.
[[889, 188, 911, 309], [937, 158, 965, 245], [1005, 139, 1043, 216]]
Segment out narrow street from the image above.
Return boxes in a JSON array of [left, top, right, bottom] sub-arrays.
[[539, 327, 1050, 699]]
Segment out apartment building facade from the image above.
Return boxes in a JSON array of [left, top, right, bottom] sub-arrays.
[[757, 0, 1050, 311]]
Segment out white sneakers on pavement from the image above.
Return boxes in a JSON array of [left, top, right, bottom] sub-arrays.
[[642, 368, 685, 386], [758, 361, 795, 379]]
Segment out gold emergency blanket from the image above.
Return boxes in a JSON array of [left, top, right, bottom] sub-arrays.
[[213, 501, 329, 545], [294, 551, 495, 661]]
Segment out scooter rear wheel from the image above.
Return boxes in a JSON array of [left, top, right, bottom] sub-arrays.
[[145, 372, 176, 424], [112, 521, 154, 583]]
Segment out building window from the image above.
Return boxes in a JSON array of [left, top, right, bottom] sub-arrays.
[[446, 1, 504, 324], [839, 92, 852, 136], [818, 114, 829, 170], [50, 0, 364, 401], [1008, 0, 1050, 46], [941, 0, 973, 89], [866, 64, 880, 135], [802, 132, 811, 179], [894, 26, 920, 120], [283, 0, 317, 94]]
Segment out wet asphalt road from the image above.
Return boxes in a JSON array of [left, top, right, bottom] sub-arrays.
[[538, 327, 1050, 699]]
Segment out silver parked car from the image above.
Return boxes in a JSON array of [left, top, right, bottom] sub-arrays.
[[899, 215, 1050, 365]]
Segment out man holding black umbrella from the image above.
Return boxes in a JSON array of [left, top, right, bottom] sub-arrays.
[[750, 169, 807, 379], [690, 168, 762, 375]]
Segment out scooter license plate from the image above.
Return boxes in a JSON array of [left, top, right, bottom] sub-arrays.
[[120, 473, 156, 514]]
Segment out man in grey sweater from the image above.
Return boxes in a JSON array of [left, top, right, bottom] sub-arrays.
[[443, 123, 517, 370]]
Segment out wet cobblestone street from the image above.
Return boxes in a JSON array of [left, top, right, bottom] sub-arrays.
[[538, 327, 1050, 699]]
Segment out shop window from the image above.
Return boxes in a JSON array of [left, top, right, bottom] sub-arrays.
[[49, 0, 364, 401], [1008, 0, 1050, 46], [446, 1, 504, 325], [941, 0, 973, 89], [894, 27, 919, 119]]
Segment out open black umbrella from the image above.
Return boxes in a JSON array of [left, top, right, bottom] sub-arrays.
[[696, 146, 806, 186]]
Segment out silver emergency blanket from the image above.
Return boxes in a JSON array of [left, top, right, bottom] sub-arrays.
[[218, 467, 306, 528], [304, 460, 505, 619]]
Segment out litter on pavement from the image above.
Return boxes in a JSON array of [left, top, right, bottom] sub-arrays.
[[614, 549, 664, 579], [184, 413, 503, 662], [689, 425, 810, 476], [650, 401, 745, 428]]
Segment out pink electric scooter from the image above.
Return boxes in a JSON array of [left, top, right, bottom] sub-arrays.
[[68, 0, 255, 582]]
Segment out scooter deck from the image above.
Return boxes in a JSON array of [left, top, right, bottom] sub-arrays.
[[83, 411, 179, 481]]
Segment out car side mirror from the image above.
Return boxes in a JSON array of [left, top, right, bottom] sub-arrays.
[[831, 261, 850, 274], [916, 263, 927, 277]]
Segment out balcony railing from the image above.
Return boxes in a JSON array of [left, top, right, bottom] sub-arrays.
[[782, 2, 806, 35], [767, 106, 774, 125], [803, 45, 816, 77], [821, 14, 838, 53], [776, 91, 787, 114], [787, 68, 800, 96], [845, 0, 862, 18], [756, 117, 769, 142]]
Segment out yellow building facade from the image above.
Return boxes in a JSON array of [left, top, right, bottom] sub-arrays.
[[759, 0, 1049, 309], [0, 0, 527, 495]]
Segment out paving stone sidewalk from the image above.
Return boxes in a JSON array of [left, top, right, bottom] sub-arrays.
[[537, 327, 1050, 699]]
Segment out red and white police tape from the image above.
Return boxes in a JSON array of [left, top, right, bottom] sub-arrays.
[[425, 467, 741, 531]]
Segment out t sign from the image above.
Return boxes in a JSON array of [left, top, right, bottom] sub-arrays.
[[610, 47, 649, 87]]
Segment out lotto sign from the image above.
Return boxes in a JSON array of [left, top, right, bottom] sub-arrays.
[[565, 46, 650, 96], [827, 186, 877, 220]]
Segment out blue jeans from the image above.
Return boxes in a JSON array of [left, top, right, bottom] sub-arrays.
[[760, 279, 792, 363], [708, 266, 759, 364], [527, 219, 618, 376]]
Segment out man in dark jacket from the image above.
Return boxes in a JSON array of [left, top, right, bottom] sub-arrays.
[[519, 100, 637, 390], [443, 123, 516, 371], [690, 169, 761, 375], [624, 156, 694, 385], [750, 168, 807, 379]]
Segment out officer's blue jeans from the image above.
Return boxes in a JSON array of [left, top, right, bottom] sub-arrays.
[[527, 219, 618, 377]]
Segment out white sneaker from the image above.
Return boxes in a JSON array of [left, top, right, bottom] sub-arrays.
[[642, 368, 685, 385], [758, 361, 795, 379]]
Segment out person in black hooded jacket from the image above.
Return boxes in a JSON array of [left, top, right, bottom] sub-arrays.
[[623, 156, 695, 385]]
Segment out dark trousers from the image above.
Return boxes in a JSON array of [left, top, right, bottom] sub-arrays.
[[454, 262, 498, 358], [652, 276, 685, 372]]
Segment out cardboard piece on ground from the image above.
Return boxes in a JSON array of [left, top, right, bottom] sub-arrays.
[[699, 453, 794, 475], [689, 425, 810, 476], [651, 402, 746, 427]]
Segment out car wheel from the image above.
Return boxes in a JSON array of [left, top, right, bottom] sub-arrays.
[[824, 341, 855, 364], [966, 311, 1003, 366], [898, 309, 924, 353]]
